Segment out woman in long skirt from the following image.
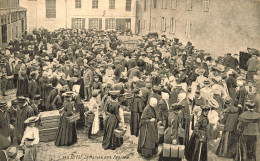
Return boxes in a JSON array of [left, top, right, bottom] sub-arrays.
[[216, 98, 239, 158], [185, 106, 209, 161], [55, 92, 77, 146], [20, 116, 40, 161], [102, 90, 123, 150]]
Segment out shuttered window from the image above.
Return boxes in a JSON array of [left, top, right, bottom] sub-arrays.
[[144, 0, 147, 11], [153, 0, 157, 9], [186, 0, 192, 11], [46, 0, 56, 18], [105, 18, 116, 30], [92, 0, 98, 9], [126, 0, 132, 11], [162, 0, 168, 9], [75, 0, 81, 8], [171, 0, 177, 9], [109, 0, 115, 9], [89, 18, 102, 29], [185, 19, 191, 39], [170, 18, 176, 33], [203, 0, 209, 12], [71, 18, 85, 29], [161, 17, 166, 32]]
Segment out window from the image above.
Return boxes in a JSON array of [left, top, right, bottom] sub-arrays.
[[105, 18, 116, 30], [203, 0, 209, 12], [46, 0, 56, 18], [75, 0, 81, 8], [186, 0, 192, 11], [171, 0, 177, 9], [152, 17, 156, 30], [153, 0, 157, 9], [126, 0, 132, 11], [92, 0, 98, 9], [143, 20, 146, 30], [71, 18, 85, 29], [89, 18, 102, 29], [162, 0, 168, 9], [109, 0, 115, 9], [16, 26, 18, 38], [185, 19, 191, 39], [170, 18, 176, 33], [161, 17, 166, 32], [144, 0, 147, 11]]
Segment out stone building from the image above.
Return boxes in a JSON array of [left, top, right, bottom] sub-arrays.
[[136, 0, 260, 56]]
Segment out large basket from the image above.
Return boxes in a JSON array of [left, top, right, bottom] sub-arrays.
[[114, 128, 126, 138], [66, 113, 80, 123]]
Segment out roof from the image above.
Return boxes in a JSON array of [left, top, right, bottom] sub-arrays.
[[0, 6, 27, 15]]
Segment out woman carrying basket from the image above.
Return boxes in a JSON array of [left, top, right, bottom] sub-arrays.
[[55, 92, 77, 146]]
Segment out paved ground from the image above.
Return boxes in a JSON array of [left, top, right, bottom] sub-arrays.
[[2, 89, 257, 161]]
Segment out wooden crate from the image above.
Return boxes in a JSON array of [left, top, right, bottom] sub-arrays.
[[39, 121, 60, 129], [40, 110, 60, 121]]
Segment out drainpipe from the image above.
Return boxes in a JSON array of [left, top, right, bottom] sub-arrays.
[[65, 0, 67, 29]]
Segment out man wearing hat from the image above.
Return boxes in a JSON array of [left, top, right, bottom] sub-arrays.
[[224, 53, 239, 71], [30, 95, 42, 116], [28, 71, 38, 99], [83, 63, 94, 101], [246, 54, 259, 81], [235, 101, 260, 161], [0, 101, 10, 141], [0, 60, 8, 96], [16, 96, 34, 145]]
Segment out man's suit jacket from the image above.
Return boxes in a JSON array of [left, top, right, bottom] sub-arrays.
[[83, 69, 93, 87]]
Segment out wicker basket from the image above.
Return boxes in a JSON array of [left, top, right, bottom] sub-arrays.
[[66, 113, 80, 123], [114, 128, 126, 138]]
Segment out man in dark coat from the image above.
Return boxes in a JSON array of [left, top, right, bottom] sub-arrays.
[[138, 97, 159, 158], [83, 64, 94, 101], [0, 101, 10, 141], [246, 54, 259, 81], [224, 53, 239, 70], [226, 72, 237, 105], [16, 97, 34, 144], [28, 72, 38, 99]]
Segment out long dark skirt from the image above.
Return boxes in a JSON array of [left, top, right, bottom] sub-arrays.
[[213, 94, 223, 113], [102, 114, 123, 150], [180, 118, 190, 146], [158, 150, 182, 161], [185, 132, 207, 161], [216, 131, 238, 158], [130, 112, 141, 137], [55, 113, 77, 146], [16, 78, 28, 97], [234, 135, 257, 161]]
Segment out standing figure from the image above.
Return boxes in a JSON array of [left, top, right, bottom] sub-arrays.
[[235, 102, 260, 161], [226, 72, 237, 105], [0, 101, 10, 141], [246, 54, 258, 81], [102, 90, 124, 150], [137, 97, 159, 158], [216, 98, 239, 158], [16, 97, 34, 145], [19, 116, 40, 161], [186, 106, 210, 161], [83, 64, 93, 101], [130, 88, 145, 137], [55, 92, 77, 146]]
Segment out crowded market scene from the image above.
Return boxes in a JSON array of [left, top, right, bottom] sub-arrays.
[[0, 27, 259, 161]]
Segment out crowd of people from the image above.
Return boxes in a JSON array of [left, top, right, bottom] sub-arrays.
[[0, 28, 259, 161]]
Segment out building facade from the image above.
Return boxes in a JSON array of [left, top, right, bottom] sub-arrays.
[[20, 0, 136, 33], [137, 0, 260, 56], [0, 0, 27, 46]]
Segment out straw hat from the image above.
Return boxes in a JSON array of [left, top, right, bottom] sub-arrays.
[[24, 116, 39, 124]]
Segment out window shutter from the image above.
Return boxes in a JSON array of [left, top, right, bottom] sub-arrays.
[[203, 0, 209, 12], [164, 18, 166, 31], [71, 18, 75, 28], [164, 0, 168, 9], [186, 19, 191, 39], [105, 18, 108, 30], [89, 18, 92, 29], [99, 18, 102, 29], [186, 0, 192, 11], [82, 18, 85, 29]]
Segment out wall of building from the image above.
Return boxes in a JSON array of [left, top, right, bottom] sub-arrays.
[[20, 0, 136, 33], [137, 0, 260, 56], [20, 0, 66, 32]]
